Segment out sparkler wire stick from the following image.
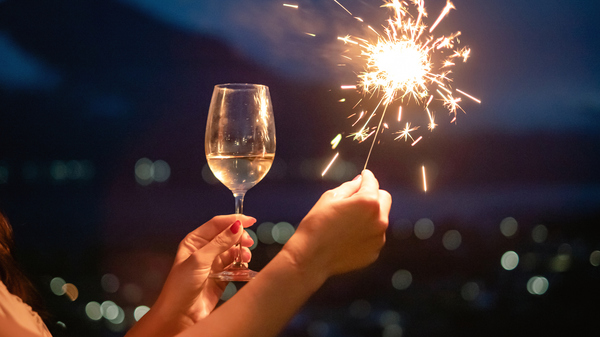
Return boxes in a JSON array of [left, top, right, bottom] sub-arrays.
[[363, 104, 389, 169]]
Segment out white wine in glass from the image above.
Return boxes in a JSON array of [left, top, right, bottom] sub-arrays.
[[205, 83, 276, 282]]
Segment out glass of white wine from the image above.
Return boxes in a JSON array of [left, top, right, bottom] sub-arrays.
[[205, 83, 276, 282]]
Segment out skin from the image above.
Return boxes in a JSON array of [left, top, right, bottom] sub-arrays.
[[127, 170, 392, 337]]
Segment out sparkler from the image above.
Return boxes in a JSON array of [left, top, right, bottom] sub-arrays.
[[330, 0, 480, 171]]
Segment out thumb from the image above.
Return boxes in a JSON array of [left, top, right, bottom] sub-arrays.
[[187, 220, 243, 269]]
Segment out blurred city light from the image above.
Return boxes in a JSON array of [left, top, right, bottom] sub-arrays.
[[101, 301, 119, 320], [272, 221, 295, 244], [257, 222, 276, 244], [590, 250, 600, 266], [500, 251, 519, 270], [62, 283, 79, 301], [461, 282, 480, 301], [134, 305, 150, 321], [101, 273, 120, 293], [500, 217, 518, 237], [442, 230, 462, 251], [414, 218, 434, 240], [348, 299, 371, 319], [135, 158, 170, 185], [531, 224, 548, 243], [50, 277, 66, 296], [391, 269, 412, 290], [85, 301, 102, 321], [526, 276, 549, 295]]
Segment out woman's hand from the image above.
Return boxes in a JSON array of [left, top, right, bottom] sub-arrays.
[[127, 215, 255, 337], [282, 170, 392, 280]]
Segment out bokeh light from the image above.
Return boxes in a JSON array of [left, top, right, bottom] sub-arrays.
[[500, 251, 519, 270], [135, 158, 170, 185], [134, 305, 151, 321], [85, 301, 102, 321], [531, 224, 548, 243], [257, 222, 276, 244], [414, 218, 434, 240], [348, 299, 371, 319], [62, 283, 79, 301], [246, 228, 258, 250], [500, 217, 518, 237], [101, 301, 120, 320], [50, 277, 66, 296], [526, 276, 549, 295], [391, 269, 413, 290], [272, 221, 295, 244], [461, 282, 480, 302], [442, 230, 462, 251], [590, 250, 600, 266], [101, 273, 120, 293]]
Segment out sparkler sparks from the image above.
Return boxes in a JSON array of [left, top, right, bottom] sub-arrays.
[[332, 0, 480, 170]]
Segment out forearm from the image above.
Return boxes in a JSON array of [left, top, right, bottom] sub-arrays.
[[177, 248, 328, 337]]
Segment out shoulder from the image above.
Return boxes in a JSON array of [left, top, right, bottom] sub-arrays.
[[0, 280, 52, 337]]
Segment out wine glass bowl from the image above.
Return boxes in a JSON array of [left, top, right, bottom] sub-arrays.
[[205, 83, 276, 281]]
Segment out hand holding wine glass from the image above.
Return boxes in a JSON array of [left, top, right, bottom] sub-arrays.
[[205, 83, 276, 281]]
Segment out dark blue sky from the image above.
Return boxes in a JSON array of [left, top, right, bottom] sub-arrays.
[[1, 0, 599, 133], [111, 0, 600, 132]]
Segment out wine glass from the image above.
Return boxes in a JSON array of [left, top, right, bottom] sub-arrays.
[[205, 83, 276, 282]]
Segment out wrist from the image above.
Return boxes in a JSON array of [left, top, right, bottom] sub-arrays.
[[278, 238, 330, 290]]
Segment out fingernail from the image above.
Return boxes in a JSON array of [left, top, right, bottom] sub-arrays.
[[230, 220, 241, 234], [352, 174, 362, 181]]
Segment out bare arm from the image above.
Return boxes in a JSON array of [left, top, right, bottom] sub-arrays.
[[177, 170, 392, 337]]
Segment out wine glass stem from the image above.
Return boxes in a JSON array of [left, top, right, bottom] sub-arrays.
[[233, 191, 245, 266]]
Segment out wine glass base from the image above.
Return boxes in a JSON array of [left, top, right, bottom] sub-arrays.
[[209, 264, 258, 282]]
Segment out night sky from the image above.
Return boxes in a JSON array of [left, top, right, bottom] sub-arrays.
[[1, 1, 599, 336]]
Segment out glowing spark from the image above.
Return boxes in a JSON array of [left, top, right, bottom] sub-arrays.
[[283, 3, 298, 9], [341, 85, 357, 90], [395, 122, 420, 142], [429, 1, 455, 33], [331, 134, 342, 149], [422, 165, 427, 191], [411, 136, 422, 146], [456, 89, 481, 103], [322, 152, 339, 176], [334, 0, 352, 15], [330, 0, 479, 168], [338, 98, 346, 102], [305, 32, 316, 37]]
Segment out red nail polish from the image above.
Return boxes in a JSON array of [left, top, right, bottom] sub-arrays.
[[230, 220, 241, 234]]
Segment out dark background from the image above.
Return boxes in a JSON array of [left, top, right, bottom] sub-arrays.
[[1, 0, 599, 336]]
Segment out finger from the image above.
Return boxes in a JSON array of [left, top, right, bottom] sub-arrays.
[[181, 215, 256, 252], [378, 189, 392, 221], [187, 220, 245, 268], [355, 169, 380, 196], [240, 230, 254, 248], [324, 174, 363, 200]]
